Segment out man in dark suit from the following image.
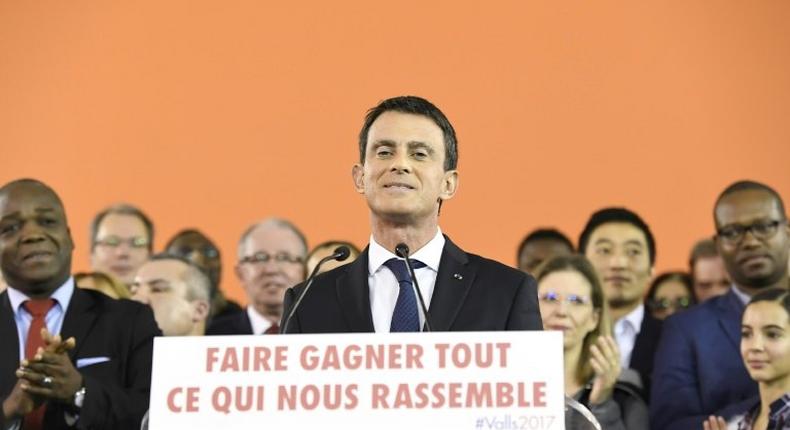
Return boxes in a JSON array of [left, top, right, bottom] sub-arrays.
[[207, 218, 307, 335], [651, 180, 789, 430], [0, 178, 160, 429], [282, 95, 542, 334], [578, 207, 662, 399]]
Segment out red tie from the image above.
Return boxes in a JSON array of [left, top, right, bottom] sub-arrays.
[[22, 299, 55, 430], [264, 324, 279, 334]]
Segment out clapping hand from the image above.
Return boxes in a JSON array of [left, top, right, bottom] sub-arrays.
[[703, 416, 727, 430], [588, 335, 621, 406], [17, 328, 83, 404]]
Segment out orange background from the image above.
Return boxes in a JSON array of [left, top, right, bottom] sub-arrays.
[[2, 1, 789, 305]]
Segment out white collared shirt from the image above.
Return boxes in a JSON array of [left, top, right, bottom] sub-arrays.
[[7, 277, 75, 361], [368, 228, 445, 333], [613, 303, 644, 369], [731, 284, 751, 306], [247, 306, 275, 335]]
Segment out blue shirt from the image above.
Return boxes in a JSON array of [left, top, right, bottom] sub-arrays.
[[6, 277, 75, 361]]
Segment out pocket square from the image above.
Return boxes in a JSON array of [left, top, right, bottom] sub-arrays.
[[76, 356, 111, 368]]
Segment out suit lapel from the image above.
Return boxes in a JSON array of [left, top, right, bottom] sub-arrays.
[[60, 288, 98, 360], [429, 237, 475, 331], [716, 289, 745, 350], [0, 292, 20, 395], [336, 247, 374, 332]]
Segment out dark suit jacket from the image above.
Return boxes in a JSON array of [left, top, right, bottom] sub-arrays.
[[206, 311, 254, 335], [0, 287, 161, 430], [650, 289, 758, 430], [628, 310, 662, 400], [281, 236, 543, 333]]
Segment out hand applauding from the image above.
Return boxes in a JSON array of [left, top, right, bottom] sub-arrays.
[[588, 335, 621, 406]]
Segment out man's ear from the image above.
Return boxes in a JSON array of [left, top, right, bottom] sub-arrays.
[[439, 170, 459, 201], [193, 300, 210, 323], [352, 163, 365, 194]]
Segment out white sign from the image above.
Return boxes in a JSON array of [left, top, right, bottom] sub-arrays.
[[149, 331, 564, 430]]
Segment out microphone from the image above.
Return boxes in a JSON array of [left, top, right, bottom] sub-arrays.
[[395, 243, 433, 332], [281, 246, 351, 334]]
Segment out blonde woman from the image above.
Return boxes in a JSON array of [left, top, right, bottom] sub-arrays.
[[75, 271, 131, 299], [537, 255, 648, 429]]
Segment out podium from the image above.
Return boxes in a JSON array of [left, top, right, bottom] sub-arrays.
[[148, 331, 566, 429]]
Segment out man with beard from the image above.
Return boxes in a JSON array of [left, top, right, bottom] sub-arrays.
[[206, 218, 306, 335], [651, 180, 789, 430], [0, 179, 159, 429], [579, 207, 662, 399]]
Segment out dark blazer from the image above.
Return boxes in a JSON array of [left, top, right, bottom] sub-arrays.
[[206, 311, 254, 335], [628, 310, 662, 399], [281, 236, 543, 333], [650, 289, 758, 430], [0, 287, 161, 430]]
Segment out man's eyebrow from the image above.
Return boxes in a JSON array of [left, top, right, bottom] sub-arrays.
[[149, 279, 171, 289], [593, 238, 614, 246], [371, 140, 396, 149], [624, 240, 645, 248], [407, 141, 435, 154]]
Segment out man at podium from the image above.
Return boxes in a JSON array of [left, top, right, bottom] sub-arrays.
[[282, 96, 542, 333]]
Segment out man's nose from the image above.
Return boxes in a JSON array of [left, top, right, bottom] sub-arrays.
[[609, 252, 628, 269], [740, 229, 762, 249], [389, 150, 412, 173], [19, 221, 46, 243]]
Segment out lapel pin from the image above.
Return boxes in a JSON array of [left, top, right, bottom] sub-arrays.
[[453, 273, 463, 280]]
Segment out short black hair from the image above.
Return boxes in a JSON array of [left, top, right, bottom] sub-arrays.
[[516, 228, 574, 260], [358, 95, 458, 171], [90, 203, 154, 251], [714, 180, 787, 226], [0, 178, 65, 209], [578, 207, 656, 265]]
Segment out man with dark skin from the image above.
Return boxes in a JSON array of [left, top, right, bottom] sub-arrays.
[[0, 179, 159, 429], [517, 228, 575, 274], [651, 180, 790, 430], [164, 229, 242, 320]]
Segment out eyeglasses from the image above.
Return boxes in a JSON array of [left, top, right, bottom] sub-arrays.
[[716, 220, 786, 245], [95, 236, 150, 249], [648, 297, 691, 312], [170, 246, 219, 259], [239, 251, 303, 265], [539, 291, 590, 307]]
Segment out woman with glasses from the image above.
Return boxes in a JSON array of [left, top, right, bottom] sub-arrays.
[[704, 288, 790, 430], [645, 271, 696, 320], [537, 255, 648, 430]]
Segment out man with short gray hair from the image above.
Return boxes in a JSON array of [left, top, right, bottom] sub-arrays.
[[207, 218, 307, 335]]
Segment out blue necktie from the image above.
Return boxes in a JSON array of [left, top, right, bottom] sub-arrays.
[[383, 258, 427, 332]]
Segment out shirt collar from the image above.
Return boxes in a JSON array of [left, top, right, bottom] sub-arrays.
[[7, 277, 75, 316], [247, 306, 273, 335], [368, 227, 445, 275], [731, 284, 752, 305], [619, 303, 645, 331]]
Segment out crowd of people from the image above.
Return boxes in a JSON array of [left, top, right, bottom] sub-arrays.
[[0, 95, 788, 429]]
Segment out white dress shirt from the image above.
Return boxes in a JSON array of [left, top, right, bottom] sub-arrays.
[[731, 284, 751, 306], [247, 306, 275, 334], [7, 277, 75, 361], [613, 303, 644, 369], [368, 228, 445, 333]]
